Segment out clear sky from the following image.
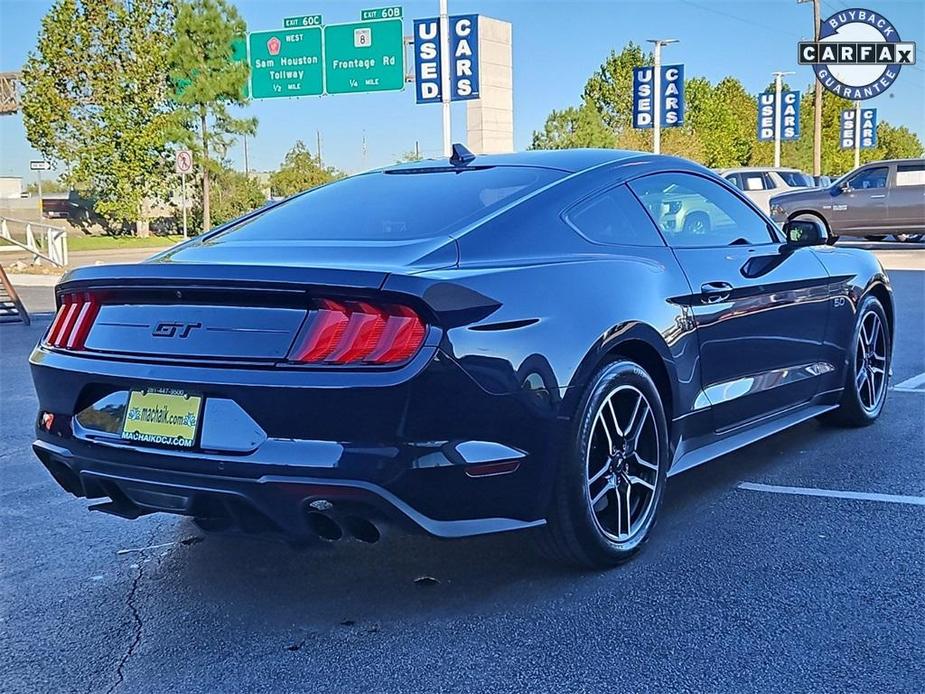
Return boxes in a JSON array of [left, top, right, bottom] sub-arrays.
[[1, 0, 923, 182]]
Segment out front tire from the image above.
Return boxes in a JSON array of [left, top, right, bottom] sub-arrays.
[[535, 360, 669, 568], [822, 295, 890, 427]]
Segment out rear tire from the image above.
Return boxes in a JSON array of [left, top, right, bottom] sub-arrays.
[[820, 295, 890, 427], [865, 235, 886, 241], [534, 360, 669, 568]]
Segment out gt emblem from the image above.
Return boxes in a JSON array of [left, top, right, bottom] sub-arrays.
[[152, 321, 201, 338]]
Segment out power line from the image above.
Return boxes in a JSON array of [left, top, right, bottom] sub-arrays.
[[679, 0, 803, 42]]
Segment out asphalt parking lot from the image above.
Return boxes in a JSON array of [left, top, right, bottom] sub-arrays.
[[1, 250, 923, 693]]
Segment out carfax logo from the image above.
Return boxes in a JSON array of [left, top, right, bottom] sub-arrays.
[[798, 7, 916, 100]]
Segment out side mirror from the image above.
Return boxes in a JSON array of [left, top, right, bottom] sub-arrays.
[[838, 183, 852, 194], [783, 219, 827, 247]]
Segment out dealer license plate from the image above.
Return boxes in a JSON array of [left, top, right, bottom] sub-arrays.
[[121, 388, 203, 448]]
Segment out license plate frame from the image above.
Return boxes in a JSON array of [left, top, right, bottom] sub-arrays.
[[121, 387, 203, 449]]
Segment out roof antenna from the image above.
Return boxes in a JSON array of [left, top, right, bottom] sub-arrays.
[[449, 143, 476, 167]]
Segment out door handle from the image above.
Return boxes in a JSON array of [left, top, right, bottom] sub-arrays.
[[870, 194, 886, 199], [700, 282, 733, 304]]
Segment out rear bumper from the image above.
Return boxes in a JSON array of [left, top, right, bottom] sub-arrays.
[[30, 345, 567, 541], [33, 439, 544, 541]]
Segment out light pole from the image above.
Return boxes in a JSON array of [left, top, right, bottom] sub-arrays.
[[439, 0, 452, 157], [772, 70, 795, 168], [853, 100, 861, 169], [798, 0, 823, 177], [647, 38, 678, 155]]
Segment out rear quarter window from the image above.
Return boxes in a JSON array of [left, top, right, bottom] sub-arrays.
[[896, 164, 925, 187], [564, 185, 664, 247]]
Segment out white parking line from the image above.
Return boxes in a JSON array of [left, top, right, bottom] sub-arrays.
[[893, 371, 925, 393], [738, 482, 925, 506]]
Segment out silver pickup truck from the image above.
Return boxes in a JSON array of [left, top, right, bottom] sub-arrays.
[[769, 158, 924, 243]]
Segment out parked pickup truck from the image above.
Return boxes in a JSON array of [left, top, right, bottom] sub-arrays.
[[769, 158, 925, 243]]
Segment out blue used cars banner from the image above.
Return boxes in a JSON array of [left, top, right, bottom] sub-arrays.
[[841, 108, 878, 149], [414, 14, 480, 104], [757, 90, 801, 141], [632, 65, 685, 129]]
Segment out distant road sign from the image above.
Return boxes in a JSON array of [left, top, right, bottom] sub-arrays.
[[323, 18, 404, 95], [248, 28, 324, 99], [361, 6, 402, 21], [175, 150, 193, 175], [30, 161, 51, 171], [284, 15, 322, 29]]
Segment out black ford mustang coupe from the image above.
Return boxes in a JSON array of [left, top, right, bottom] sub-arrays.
[[31, 148, 893, 567]]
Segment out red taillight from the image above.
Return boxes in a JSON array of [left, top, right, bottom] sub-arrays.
[[290, 300, 427, 366], [45, 292, 100, 350]]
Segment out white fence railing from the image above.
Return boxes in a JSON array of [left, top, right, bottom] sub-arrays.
[[0, 217, 68, 267]]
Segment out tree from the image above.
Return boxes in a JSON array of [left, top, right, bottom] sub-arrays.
[[192, 163, 264, 229], [530, 98, 616, 150], [269, 141, 343, 197], [26, 179, 69, 195], [583, 43, 650, 133], [22, 0, 179, 236], [169, 0, 254, 233], [396, 146, 423, 163]]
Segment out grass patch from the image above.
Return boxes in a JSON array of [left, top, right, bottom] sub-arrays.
[[66, 235, 184, 252]]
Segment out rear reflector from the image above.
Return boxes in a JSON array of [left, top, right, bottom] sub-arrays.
[[45, 292, 100, 350], [290, 300, 426, 365]]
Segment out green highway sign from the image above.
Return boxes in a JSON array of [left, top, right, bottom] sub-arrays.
[[283, 14, 322, 29], [361, 6, 403, 21], [248, 28, 323, 99], [323, 18, 405, 95]]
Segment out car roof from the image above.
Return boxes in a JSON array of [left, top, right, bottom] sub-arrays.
[[382, 149, 662, 174], [717, 167, 804, 174], [857, 158, 924, 165]]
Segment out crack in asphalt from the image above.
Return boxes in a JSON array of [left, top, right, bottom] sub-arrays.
[[103, 527, 162, 694]]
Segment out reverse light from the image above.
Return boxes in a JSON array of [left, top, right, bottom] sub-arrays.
[[45, 292, 100, 350], [289, 300, 426, 366]]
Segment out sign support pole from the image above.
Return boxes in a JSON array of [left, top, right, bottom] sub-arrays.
[[439, 0, 451, 157], [37, 168, 43, 205], [653, 43, 662, 155], [854, 100, 861, 169], [181, 172, 188, 240], [647, 38, 678, 155], [773, 72, 783, 168]]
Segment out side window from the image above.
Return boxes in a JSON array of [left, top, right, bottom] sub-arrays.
[[762, 173, 778, 190], [565, 185, 663, 247], [725, 173, 743, 190], [741, 173, 767, 191], [628, 172, 775, 248], [849, 166, 888, 190], [896, 163, 925, 187]]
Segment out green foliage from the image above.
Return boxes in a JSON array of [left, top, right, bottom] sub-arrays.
[[26, 178, 69, 194], [583, 42, 650, 132], [396, 148, 423, 163], [169, 0, 255, 230], [192, 163, 264, 229], [269, 141, 343, 198], [529, 98, 616, 150], [21, 0, 180, 235]]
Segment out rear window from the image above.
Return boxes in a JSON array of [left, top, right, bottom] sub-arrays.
[[896, 163, 925, 187], [779, 171, 813, 187], [210, 166, 563, 242]]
